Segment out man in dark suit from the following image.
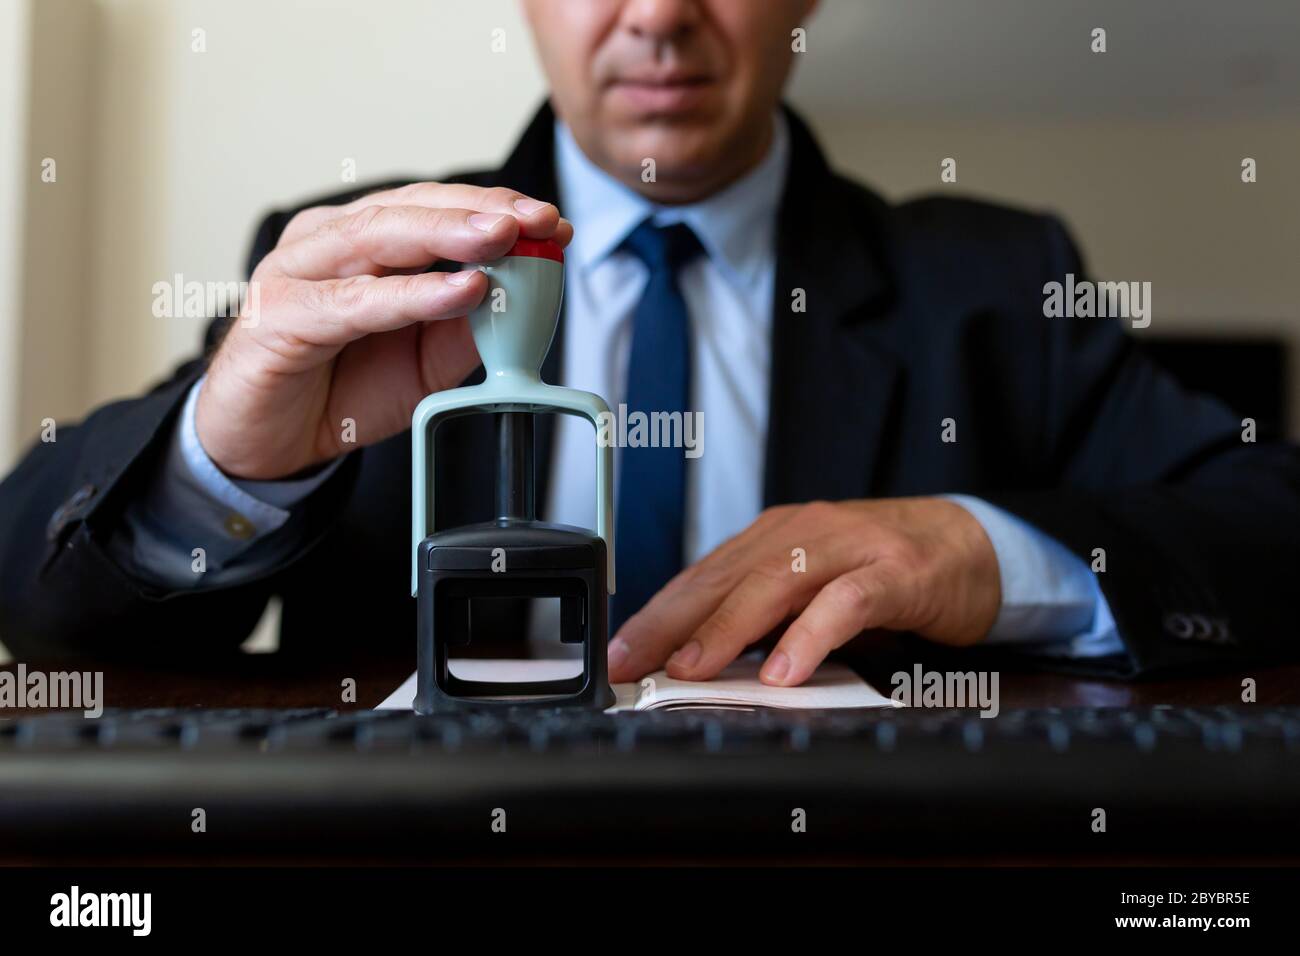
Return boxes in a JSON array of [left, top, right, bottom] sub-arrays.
[[1, 0, 1296, 684]]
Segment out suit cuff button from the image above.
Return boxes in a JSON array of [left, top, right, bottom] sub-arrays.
[[222, 512, 256, 540]]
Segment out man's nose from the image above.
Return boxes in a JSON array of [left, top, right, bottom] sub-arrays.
[[618, 0, 702, 44]]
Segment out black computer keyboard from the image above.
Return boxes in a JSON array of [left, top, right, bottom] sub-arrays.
[[4, 703, 1299, 753], [3, 706, 1299, 859]]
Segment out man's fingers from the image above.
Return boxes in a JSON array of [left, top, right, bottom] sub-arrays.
[[661, 562, 827, 681], [664, 531, 868, 681], [607, 506, 805, 682], [760, 565, 901, 686], [342, 183, 562, 234], [265, 270, 488, 350], [553, 216, 574, 248], [267, 204, 522, 280], [279, 183, 565, 248]]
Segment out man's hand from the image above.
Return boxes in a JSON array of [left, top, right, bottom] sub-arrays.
[[607, 498, 1002, 686], [195, 183, 572, 480]]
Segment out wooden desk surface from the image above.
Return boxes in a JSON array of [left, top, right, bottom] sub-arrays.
[[3, 636, 1297, 711]]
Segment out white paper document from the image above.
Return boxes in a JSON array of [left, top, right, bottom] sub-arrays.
[[376, 655, 898, 712]]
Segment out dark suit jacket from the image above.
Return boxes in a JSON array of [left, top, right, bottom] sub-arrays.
[[2, 102, 1297, 676]]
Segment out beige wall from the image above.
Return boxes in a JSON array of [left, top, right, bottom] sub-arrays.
[[84, 0, 174, 409], [0, 0, 32, 473], [17, 0, 97, 446]]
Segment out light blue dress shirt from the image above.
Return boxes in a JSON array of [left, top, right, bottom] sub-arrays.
[[122, 113, 1123, 659]]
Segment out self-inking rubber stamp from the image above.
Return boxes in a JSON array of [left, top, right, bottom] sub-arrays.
[[410, 237, 616, 713]]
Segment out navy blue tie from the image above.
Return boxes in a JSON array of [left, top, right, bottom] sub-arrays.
[[610, 220, 703, 634]]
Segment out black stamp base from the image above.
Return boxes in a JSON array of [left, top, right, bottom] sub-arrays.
[[415, 520, 615, 714]]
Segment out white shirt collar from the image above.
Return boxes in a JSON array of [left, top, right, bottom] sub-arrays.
[[554, 111, 789, 291]]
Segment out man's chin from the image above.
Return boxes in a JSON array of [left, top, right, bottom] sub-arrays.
[[606, 125, 733, 184]]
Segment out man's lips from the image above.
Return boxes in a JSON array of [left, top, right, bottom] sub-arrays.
[[606, 75, 717, 113]]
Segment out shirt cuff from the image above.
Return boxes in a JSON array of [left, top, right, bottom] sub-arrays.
[[943, 494, 1125, 659], [179, 376, 342, 518], [120, 377, 341, 586]]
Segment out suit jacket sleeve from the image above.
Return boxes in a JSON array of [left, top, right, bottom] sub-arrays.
[[980, 215, 1300, 676], [0, 207, 357, 660]]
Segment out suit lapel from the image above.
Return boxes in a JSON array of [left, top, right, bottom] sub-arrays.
[[763, 108, 901, 506]]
